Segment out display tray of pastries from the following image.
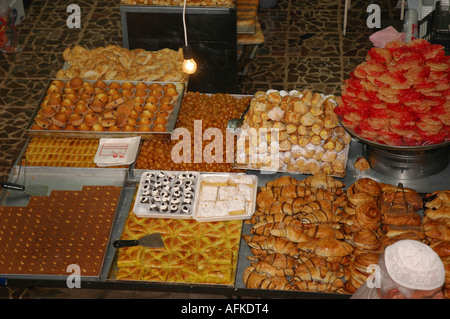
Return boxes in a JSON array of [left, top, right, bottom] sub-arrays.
[[24, 137, 100, 168], [334, 39, 449, 148], [233, 89, 352, 178], [242, 173, 353, 293], [240, 173, 449, 297], [120, 0, 236, 8], [0, 185, 121, 278], [27, 78, 185, 138], [112, 195, 243, 285], [24, 137, 132, 168], [58, 45, 188, 83], [134, 92, 252, 173]]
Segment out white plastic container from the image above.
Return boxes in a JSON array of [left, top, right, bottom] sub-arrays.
[[193, 173, 258, 222]]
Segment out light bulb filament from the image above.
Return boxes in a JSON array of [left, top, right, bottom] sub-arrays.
[[182, 58, 197, 74]]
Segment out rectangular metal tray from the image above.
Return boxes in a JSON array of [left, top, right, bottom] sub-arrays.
[[26, 79, 186, 139], [0, 166, 129, 282]]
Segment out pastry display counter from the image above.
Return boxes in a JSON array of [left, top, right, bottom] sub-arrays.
[[1, 35, 449, 298]]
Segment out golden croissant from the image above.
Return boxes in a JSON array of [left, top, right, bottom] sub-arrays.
[[242, 267, 292, 290], [259, 253, 296, 270], [242, 235, 299, 257], [269, 225, 310, 243], [299, 209, 343, 224], [289, 278, 345, 293], [250, 261, 295, 277], [296, 237, 353, 257]]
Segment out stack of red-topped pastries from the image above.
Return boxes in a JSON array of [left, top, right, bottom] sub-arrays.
[[335, 39, 449, 146]]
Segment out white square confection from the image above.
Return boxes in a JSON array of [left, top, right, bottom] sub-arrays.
[[200, 185, 218, 202], [218, 186, 236, 201], [228, 194, 246, 215], [197, 201, 215, 217], [214, 200, 229, 216], [237, 183, 253, 201]]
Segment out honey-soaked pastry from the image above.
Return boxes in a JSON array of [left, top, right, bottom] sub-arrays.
[[25, 137, 101, 167], [354, 157, 371, 171], [335, 39, 449, 146], [115, 204, 242, 285]]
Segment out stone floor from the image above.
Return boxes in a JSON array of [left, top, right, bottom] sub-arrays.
[[0, 0, 402, 298]]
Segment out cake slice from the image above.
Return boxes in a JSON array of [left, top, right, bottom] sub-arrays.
[[199, 185, 218, 202], [228, 194, 247, 215]]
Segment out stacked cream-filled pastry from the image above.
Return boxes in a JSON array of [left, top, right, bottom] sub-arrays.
[[196, 174, 256, 218]]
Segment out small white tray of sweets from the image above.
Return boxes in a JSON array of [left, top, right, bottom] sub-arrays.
[[192, 173, 258, 222], [133, 171, 258, 221]]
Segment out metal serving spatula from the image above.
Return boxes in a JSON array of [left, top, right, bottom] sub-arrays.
[[1, 181, 49, 197], [113, 233, 165, 248]]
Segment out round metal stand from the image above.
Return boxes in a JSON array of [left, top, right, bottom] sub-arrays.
[[363, 144, 450, 180]]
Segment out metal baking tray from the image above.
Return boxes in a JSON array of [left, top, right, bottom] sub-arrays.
[[0, 166, 130, 282], [26, 79, 186, 139]]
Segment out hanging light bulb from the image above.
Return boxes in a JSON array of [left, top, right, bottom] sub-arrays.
[[181, 0, 197, 74], [182, 45, 197, 74]]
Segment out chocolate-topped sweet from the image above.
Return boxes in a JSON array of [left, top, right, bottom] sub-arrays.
[[160, 204, 169, 213], [142, 189, 150, 196], [181, 205, 190, 214]]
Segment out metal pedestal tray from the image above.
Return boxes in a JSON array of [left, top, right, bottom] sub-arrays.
[[338, 116, 450, 181], [2, 139, 450, 298]]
